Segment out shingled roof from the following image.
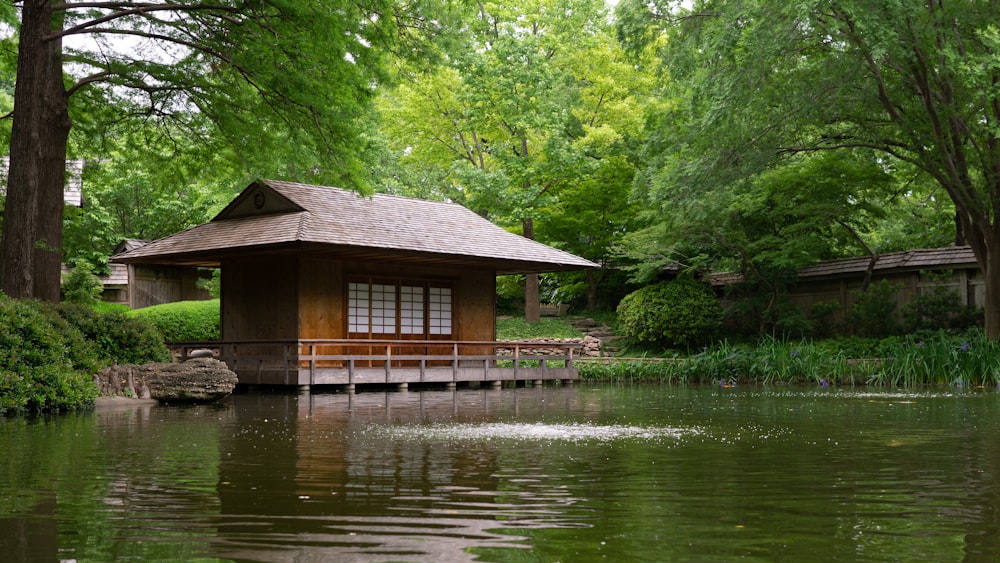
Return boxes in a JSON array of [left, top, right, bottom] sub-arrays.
[[796, 247, 977, 280], [710, 247, 979, 286], [113, 180, 597, 274]]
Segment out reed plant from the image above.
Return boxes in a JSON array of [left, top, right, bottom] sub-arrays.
[[577, 330, 1000, 387]]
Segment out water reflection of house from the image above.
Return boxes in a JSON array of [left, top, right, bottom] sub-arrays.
[[113, 180, 597, 388]]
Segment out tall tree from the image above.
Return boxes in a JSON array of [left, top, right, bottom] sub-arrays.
[[380, 0, 646, 316], [2, 0, 436, 301], [618, 0, 1000, 337]]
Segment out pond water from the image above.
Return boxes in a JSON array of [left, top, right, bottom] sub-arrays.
[[3, 384, 1000, 562]]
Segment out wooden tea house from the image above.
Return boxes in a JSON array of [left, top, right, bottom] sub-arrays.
[[113, 180, 597, 389]]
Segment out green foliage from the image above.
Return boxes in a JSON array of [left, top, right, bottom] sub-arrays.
[[57, 304, 170, 365], [496, 275, 524, 315], [0, 297, 98, 415], [197, 269, 222, 299], [378, 1, 652, 310], [618, 0, 1000, 336], [616, 277, 723, 350], [61, 262, 103, 306], [848, 280, 903, 338], [129, 299, 220, 342]]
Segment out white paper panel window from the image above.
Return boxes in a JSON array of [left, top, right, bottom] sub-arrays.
[[400, 285, 424, 335], [348, 282, 369, 333], [371, 283, 396, 334], [428, 287, 452, 335]]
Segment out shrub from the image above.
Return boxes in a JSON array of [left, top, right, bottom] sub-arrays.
[[616, 277, 723, 350], [129, 299, 220, 342], [61, 262, 103, 306], [0, 296, 98, 415], [807, 300, 841, 339], [849, 280, 902, 338], [903, 278, 983, 332], [57, 303, 171, 364]]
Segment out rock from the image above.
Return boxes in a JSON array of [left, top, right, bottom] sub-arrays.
[[97, 358, 237, 403], [142, 358, 238, 402]]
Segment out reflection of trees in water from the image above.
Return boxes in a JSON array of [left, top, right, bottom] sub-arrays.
[[1, 403, 232, 561]]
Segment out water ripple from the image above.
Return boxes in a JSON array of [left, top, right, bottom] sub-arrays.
[[367, 421, 702, 443]]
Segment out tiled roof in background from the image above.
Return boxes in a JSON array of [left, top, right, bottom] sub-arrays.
[[797, 247, 977, 279]]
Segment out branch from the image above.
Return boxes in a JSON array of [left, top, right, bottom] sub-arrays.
[[66, 70, 114, 97], [47, 2, 244, 42], [836, 219, 877, 291]]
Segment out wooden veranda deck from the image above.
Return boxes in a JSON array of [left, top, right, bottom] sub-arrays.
[[174, 339, 582, 388]]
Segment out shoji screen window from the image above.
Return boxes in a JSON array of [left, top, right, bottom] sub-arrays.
[[348, 280, 453, 338], [428, 286, 452, 336], [399, 285, 424, 335]]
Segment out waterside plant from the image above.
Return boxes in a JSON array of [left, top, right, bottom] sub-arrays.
[[578, 331, 1000, 387]]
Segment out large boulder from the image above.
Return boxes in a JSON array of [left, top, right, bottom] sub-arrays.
[[143, 358, 238, 402], [97, 358, 237, 402]]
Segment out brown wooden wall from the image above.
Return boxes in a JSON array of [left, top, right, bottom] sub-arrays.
[[298, 257, 344, 340], [129, 265, 211, 309], [297, 258, 496, 342], [220, 255, 498, 344], [221, 256, 300, 341]]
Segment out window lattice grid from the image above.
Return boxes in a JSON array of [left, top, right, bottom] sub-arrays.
[[428, 287, 452, 335], [399, 285, 425, 335], [348, 282, 369, 333], [370, 283, 397, 334]]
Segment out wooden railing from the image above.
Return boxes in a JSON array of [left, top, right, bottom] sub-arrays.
[[172, 339, 583, 386]]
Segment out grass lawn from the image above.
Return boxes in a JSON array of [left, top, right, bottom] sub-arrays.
[[495, 316, 585, 340]]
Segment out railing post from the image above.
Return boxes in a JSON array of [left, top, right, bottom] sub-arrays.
[[453, 342, 459, 382], [309, 342, 316, 386], [514, 343, 520, 381], [283, 343, 290, 385], [385, 343, 391, 383]]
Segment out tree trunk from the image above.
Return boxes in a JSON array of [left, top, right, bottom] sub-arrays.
[[964, 218, 1000, 339], [1, 1, 70, 301], [982, 243, 1000, 340], [522, 217, 540, 323]]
